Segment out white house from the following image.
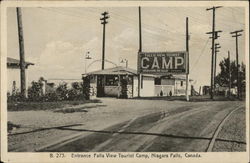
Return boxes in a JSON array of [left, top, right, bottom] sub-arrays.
[[7, 57, 34, 95]]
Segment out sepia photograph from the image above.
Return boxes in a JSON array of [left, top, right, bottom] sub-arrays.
[[1, 1, 249, 163]]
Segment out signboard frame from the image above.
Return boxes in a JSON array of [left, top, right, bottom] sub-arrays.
[[137, 51, 188, 75]]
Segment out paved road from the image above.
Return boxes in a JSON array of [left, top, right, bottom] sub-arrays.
[[40, 100, 245, 152]]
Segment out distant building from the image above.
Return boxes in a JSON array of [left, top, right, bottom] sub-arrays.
[[202, 85, 237, 96], [214, 86, 237, 96], [83, 66, 192, 98], [7, 57, 34, 95]]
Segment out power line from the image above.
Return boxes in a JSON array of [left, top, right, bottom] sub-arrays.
[[39, 8, 173, 44], [191, 38, 209, 72], [83, 7, 187, 44], [39, 8, 92, 21], [89, 7, 187, 38], [40, 7, 210, 44]]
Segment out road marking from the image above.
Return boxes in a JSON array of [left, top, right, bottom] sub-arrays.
[[113, 117, 137, 136], [92, 117, 137, 151], [160, 111, 168, 119], [206, 105, 243, 152], [139, 104, 216, 152]]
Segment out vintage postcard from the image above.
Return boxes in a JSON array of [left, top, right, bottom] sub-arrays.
[[1, 1, 249, 163]]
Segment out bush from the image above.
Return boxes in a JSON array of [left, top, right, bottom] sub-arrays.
[[7, 91, 23, 102], [67, 82, 85, 100], [71, 82, 81, 90], [45, 82, 85, 101], [55, 83, 69, 100], [82, 77, 90, 100], [43, 91, 59, 102], [27, 80, 44, 101], [9, 78, 86, 102]]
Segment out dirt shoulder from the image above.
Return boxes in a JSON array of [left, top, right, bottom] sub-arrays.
[[212, 106, 246, 152], [7, 99, 101, 111]]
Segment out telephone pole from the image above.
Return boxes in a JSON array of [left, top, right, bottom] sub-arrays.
[[228, 51, 231, 98], [100, 11, 109, 70], [206, 6, 222, 100], [138, 6, 142, 97], [186, 17, 190, 101], [230, 29, 243, 99], [214, 43, 221, 89], [16, 7, 26, 98]]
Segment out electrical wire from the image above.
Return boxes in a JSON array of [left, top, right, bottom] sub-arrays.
[[190, 38, 210, 72]]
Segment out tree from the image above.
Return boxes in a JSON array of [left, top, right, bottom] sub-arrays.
[[215, 58, 245, 94], [239, 62, 246, 97]]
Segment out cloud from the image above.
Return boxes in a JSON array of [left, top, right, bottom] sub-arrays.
[[39, 41, 80, 68], [143, 28, 162, 36], [28, 40, 92, 80], [190, 24, 210, 34], [114, 28, 138, 47], [81, 37, 100, 52], [105, 28, 138, 65]]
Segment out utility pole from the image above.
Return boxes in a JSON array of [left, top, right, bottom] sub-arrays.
[[206, 6, 222, 100], [186, 17, 190, 101], [214, 43, 221, 89], [208, 32, 221, 90], [16, 7, 26, 98], [228, 51, 231, 98], [138, 6, 142, 97], [100, 11, 109, 70], [230, 29, 243, 99]]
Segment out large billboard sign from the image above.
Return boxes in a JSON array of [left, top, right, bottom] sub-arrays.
[[138, 51, 187, 75]]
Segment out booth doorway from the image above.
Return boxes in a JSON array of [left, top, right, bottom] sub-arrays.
[[97, 75, 105, 97]]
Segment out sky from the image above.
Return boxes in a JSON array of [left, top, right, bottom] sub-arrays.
[[7, 6, 246, 89]]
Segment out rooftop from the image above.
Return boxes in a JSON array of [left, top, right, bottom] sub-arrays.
[[84, 66, 137, 75], [7, 57, 34, 68], [84, 66, 191, 81]]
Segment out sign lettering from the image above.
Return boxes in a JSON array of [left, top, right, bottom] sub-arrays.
[[138, 51, 187, 74]]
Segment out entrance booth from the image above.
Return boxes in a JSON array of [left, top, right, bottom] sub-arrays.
[[84, 66, 136, 98]]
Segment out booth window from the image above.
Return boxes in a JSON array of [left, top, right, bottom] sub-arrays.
[[105, 75, 118, 86]]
